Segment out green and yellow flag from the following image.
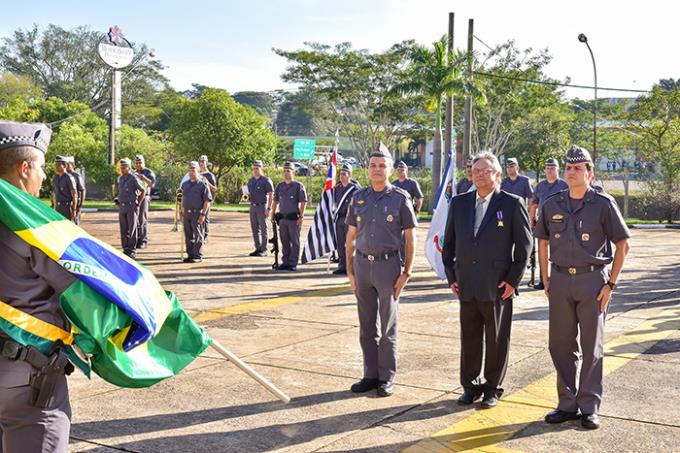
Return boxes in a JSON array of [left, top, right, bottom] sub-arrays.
[[0, 178, 211, 388]]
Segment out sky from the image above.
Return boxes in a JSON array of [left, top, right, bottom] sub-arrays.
[[1, 0, 676, 100]]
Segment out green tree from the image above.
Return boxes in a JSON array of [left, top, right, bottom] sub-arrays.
[[627, 86, 680, 222], [168, 88, 276, 180], [233, 91, 274, 117], [509, 105, 572, 177], [274, 41, 425, 161]]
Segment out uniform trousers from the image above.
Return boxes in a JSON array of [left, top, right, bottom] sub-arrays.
[[354, 254, 401, 383], [278, 218, 300, 267], [548, 269, 607, 415], [136, 196, 150, 246], [183, 211, 205, 259], [249, 204, 268, 252], [119, 205, 138, 254], [335, 216, 348, 270], [0, 357, 70, 453]]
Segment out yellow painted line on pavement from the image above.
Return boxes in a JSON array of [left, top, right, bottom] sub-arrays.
[[404, 304, 680, 453], [191, 270, 437, 323]]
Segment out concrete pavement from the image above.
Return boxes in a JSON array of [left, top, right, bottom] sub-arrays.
[[68, 211, 680, 452]]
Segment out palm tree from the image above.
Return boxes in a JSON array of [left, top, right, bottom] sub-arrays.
[[394, 36, 481, 211]]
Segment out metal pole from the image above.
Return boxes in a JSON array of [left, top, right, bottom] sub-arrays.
[[108, 70, 116, 165], [443, 11, 454, 183], [585, 41, 598, 162], [463, 19, 474, 158]]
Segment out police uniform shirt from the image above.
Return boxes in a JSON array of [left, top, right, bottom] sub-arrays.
[[202, 171, 218, 189], [392, 178, 424, 201], [533, 178, 568, 209], [346, 184, 417, 254], [68, 171, 84, 196], [118, 174, 145, 204], [52, 173, 76, 202], [534, 188, 631, 268], [334, 180, 360, 217], [139, 168, 156, 196], [501, 175, 534, 199], [456, 178, 473, 194], [181, 179, 212, 210], [274, 181, 307, 214], [248, 176, 274, 204], [0, 222, 74, 335]]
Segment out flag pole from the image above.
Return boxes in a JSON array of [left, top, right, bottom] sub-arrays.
[[209, 340, 291, 404]]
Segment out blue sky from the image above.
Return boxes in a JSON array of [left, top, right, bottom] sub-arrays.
[[2, 0, 676, 99]]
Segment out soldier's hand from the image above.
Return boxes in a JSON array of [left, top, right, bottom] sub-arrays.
[[450, 282, 460, 296], [296, 217, 303, 227], [543, 281, 550, 298], [348, 273, 357, 294], [394, 273, 409, 299], [498, 281, 515, 300], [198, 214, 205, 225], [597, 285, 613, 313]]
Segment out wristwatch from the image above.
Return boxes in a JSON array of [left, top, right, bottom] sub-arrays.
[[606, 280, 617, 290]]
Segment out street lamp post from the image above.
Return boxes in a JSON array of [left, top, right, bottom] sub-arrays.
[[578, 33, 598, 162]]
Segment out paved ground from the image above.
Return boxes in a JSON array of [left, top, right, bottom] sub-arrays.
[[67, 210, 680, 453]]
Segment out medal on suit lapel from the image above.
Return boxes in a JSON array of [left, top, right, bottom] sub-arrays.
[[496, 210, 504, 227]]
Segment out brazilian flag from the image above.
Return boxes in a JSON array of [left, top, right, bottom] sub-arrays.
[[0, 178, 212, 388]]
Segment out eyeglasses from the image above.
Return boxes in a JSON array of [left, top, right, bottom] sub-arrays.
[[472, 168, 495, 175]]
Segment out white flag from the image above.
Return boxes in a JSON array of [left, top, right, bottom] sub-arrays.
[[424, 151, 456, 280]]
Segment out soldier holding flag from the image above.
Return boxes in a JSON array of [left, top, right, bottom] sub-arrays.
[[332, 163, 360, 275]]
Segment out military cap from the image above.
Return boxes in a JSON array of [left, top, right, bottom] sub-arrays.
[[341, 162, 353, 172], [119, 158, 132, 167], [199, 154, 208, 161], [283, 162, 294, 170], [55, 155, 68, 164], [506, 157, 518, 166], [188, 161, 199, 169], [370, 143, 393, 160], [397, 160, 408, 169], [135, 154, 145, 162], [252, 160, 263, 168], [0, 121, 51, 154], [545, 157, 559, 167], [566, 145, 593, 164]]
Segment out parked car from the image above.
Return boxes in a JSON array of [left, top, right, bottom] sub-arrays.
[[290, 162, 309, 176]]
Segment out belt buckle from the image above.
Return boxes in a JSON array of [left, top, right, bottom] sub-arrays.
[[367, 254, 375, 262], [2, 341, 20, 360], [568, 267, 577, 275]]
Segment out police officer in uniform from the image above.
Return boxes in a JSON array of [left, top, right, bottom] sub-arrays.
[[199, 155, 218, 243], [535, 145, 631, 430], [271, 162, 307, 271], [247, 160, 274, 256], [181, 161, 212, 263], [392, 161, 424, 213], [65, 157, 85, 225], [332, 163, 360, 275], [52, 156, 77, 221], [501, 157, 534, 203], [134, 155, 156, 249], [346, 147, 417, 397], [0, 120, 74, 452], [117, 158, 145, 258], [530, 158, 568, 290], [456, 158, 474, 194]]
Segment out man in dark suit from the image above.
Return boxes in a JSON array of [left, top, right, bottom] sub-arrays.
[[442, 151, 532, 409]]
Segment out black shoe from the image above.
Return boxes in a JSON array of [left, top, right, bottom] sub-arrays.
[[480, 392, 498, 409], [581, 413, 600, 430], [288, 266, 297, 271], [332, 269, 347, 275], [189, 258, 203, 263], [377, 381, 394, 397], [255, 250, 268, 257], [276, 264, 291, 271], [545, 409, 581, 424], [533, 282, 545, 290], [350, 378, 379, 393], [457, 389, 482, 405], [249, 250, 260, 257], [182, 258, 191, 263]]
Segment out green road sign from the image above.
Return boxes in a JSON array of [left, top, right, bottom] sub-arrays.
[[293, 139, 316, 159]]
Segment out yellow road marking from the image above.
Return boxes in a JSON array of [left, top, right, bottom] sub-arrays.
[[404, 305, 680, 453], [191, 270, 438, 323]]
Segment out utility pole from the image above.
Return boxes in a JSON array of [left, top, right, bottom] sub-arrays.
[[443, 11, 454, 185], [462, 19, 474, 159], [108, 71, 117, 165]]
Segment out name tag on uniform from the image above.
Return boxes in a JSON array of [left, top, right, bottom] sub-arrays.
[[551, 214, 564, 223]]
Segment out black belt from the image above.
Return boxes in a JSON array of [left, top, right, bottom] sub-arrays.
[[0, 337, 49, 369], [186, 209, 202, 213], [56, 201, 72, 205], [552, 263, 604, 275], [251, 202, 266, 206], [120, 202, 135, 206], [356, 249, 399, 262]]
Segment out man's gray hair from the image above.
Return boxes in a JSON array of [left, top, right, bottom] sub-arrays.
[[472, 151, 502, 174]]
